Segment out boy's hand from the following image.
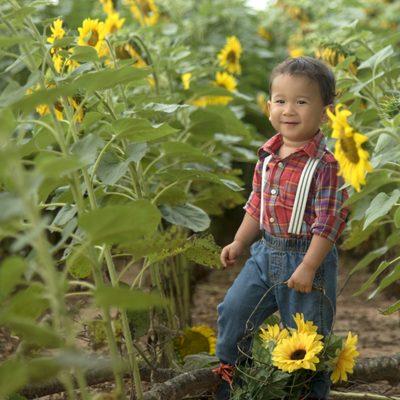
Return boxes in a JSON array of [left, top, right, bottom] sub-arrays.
[[286, 262, 318, 293], [220, 240, 246, 268]]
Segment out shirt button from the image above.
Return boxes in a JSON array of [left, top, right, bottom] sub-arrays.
[[270, 188, 277, 195], [269, 217, 275, 223], [278, 162, 284, 168]]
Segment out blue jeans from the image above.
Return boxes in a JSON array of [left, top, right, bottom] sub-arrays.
[[216, 231, 338, 399]]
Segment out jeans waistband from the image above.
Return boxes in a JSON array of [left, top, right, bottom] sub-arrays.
[[262, 230, 312, 252]]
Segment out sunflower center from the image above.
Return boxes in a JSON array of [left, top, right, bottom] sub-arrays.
[[116, 45, 131, 60], [138, 0, 152, 16], [88, 29, 99, 47], [54, 101, 64, 112], [291, 349, 306, 360], [340, 136, 360, 164], [227, 50, 237, 63]]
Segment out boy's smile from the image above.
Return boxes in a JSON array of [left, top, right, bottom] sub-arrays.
[[267, 74, 330, 148]]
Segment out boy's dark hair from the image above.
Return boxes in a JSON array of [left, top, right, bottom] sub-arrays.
[[269, 56, 336, 106]]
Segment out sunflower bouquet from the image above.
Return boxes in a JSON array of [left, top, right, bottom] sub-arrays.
[[231, 313, 359, 400]]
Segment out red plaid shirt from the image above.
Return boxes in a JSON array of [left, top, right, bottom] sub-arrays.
[[244, 130, 349, 243]]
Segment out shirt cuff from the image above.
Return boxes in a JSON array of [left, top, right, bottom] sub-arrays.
[[310, 215, 346, 243], [243, 196, 260, 221]]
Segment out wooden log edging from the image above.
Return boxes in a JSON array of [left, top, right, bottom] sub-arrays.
[[19, 354, 400, 399]]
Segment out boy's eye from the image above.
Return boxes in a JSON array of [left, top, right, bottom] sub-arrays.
[[298, 100, 307, 104], [274, 100, 284, 104]]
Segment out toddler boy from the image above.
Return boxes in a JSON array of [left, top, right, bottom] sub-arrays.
[[212, 56, 349, 400]]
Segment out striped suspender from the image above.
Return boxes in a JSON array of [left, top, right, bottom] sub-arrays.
[[260, 154, 324, 234], [259, 155, 273, 230], [287, 156, 323, 234]]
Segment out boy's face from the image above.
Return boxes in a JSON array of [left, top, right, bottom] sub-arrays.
[[267, 74, 330, 144]]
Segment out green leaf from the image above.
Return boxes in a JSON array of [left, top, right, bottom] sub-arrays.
[[0, 257, 26, 302], [0, 316, 62, 347], [160, 203, 210, 232], [71, 133, 105, 166], [79, 201, 161, 245], [12, 66, 149, 112], [158, 169, 243, 191], [190, 106, 250, 138], [394, 206, 400, 228], [112, 118, 178, 142], [352, 71, 385, 94], [349, 246, 388, 276], [143, 102, 190, 113], [94, 287, 166, 310], [97, 152, 129, 185], [162, 142, 217, 166], [0, 36, 32, 49], [69, 46, 99, 62], [0, 108, 17, 143], [154, 186, 187, 206], [66, 247, 93, 279], [1, 284, 48, 320], [341, 221, 379, 250], [0, 192, 24, 222], [353, 261, 392, 296], [52, 205, 77, 226], [0, 359, 29, 398], [75, 65, 149, 92], [184, 234, 222, 268], [36, 154, 84, 178], [126, 309, 150, 338], [369, 264, 400, 299], [358, 45, 394, 69], [363, 190, 400, 229], [126, 143, 148, 163], [381, 299, 400, 315]]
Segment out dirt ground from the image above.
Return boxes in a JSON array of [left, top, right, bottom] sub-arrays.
[[191, 250, 400, 397]]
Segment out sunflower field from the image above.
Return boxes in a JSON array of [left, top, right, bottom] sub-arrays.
[[0, 0, 399, 399]]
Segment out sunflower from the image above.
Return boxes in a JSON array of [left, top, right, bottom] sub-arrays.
[[192, 96, 233, 107], [114, 43, 147, 67], [259, 324, 289, 343], [104, 12, 125, 35], [315, 45, 357, 74], [330, 332, 359, 383], [69, 96, 85, 123], [52, 53, 64, 73], [77, 18, 107, 57], [217, 36, 242, 75], [128, 0, 159, 26], [27, 85, 64, 120], [47, 18, 65, 45], [181, 72, 192, 90], [257, 92, 269, 117], [327, 104, 373, 192], [272, 331, 323, 373], [174, 325, 216, 359], [214, 71, 237, 92], [257, 26, 272, 41], [293, 313, 324, 341], [288, 47, 305, 58], [99, 0, 115, 15]]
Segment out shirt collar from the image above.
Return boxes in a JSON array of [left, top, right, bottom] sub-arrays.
[[257, 129, 326, 159]]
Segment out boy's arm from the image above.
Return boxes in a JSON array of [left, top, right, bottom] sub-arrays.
[[234, 212, 261, 247]]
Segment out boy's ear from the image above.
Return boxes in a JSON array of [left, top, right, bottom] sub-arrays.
[[267, 100, 271, 120]]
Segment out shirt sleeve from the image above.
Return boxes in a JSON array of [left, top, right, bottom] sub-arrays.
[[310, 161, 350, 243], [243, 159, 263, 222]]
